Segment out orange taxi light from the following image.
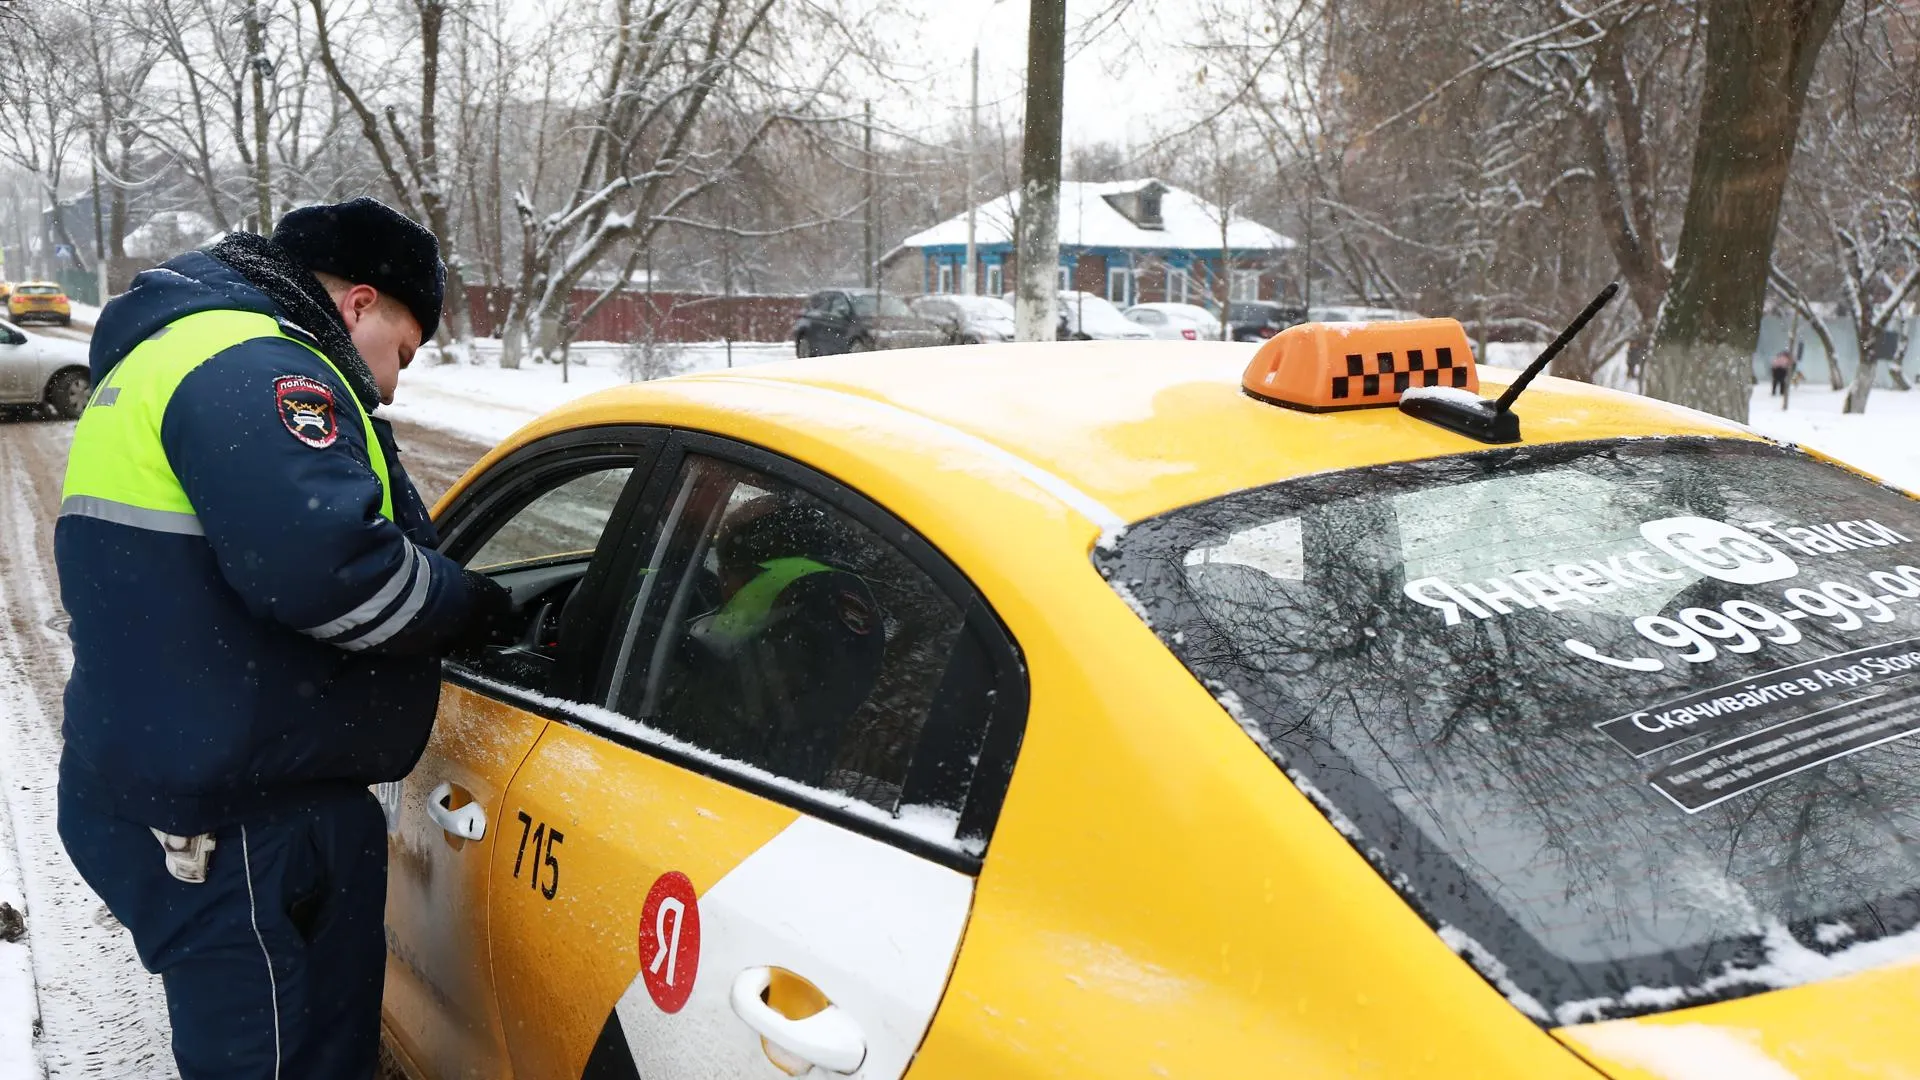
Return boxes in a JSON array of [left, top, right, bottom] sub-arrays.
[[1242, 317, 1478, 412]]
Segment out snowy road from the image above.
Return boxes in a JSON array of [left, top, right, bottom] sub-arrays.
[[0, 411, 490, 1079]]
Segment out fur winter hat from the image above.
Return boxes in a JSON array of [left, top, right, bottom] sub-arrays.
[[271, 197, 445, 342]]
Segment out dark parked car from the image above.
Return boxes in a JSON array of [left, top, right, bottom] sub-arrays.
[[794, 290, 949, 356], [1227, 301, 1307, 342]]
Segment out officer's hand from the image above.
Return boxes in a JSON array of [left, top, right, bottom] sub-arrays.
[[452, 570, 518, 654]]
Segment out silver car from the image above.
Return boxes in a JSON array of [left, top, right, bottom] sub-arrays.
[[0, 318, 92, 419]]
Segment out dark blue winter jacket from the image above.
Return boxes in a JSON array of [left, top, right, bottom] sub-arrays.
[[56, 244, 480, 835]]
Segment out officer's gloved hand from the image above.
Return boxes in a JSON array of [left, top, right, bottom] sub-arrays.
[[451, 570, 518, 654]]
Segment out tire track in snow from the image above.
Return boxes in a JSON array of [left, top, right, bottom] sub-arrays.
[[0, 422, 174, 1078]]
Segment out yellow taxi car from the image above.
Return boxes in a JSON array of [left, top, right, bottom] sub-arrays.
[[8, 281, 71, 326], [382, 313, 1920, 1079]]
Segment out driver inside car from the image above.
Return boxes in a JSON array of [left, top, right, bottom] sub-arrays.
[[659, 493, 885, 785]]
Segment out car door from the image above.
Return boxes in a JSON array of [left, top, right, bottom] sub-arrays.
[[0, 321, 33, 402], [381, 427, 665, 1080], [822, 293, 855, 353], [916, 300, 958, 343], [486, 433, 1027, 1080]]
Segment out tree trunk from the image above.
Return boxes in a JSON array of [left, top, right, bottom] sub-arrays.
[[1827, 314, 1847, 390], [1644, 0, 1844, 423], [1845, 333, 1876, 413], [1013, 0, 1065, 343], [498, 290, 526, 369]]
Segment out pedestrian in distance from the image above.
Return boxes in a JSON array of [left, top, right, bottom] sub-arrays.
[[1770, 347, 1793, 397], [54, 197, 515, 1079]]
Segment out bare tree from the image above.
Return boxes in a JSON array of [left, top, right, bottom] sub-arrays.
[[309, 0, 486, 359], [1770, 0, 1920, 411], [496, 0, 839, 368], [1645, 0, 1846, 421], [0, 2, 93, 275]]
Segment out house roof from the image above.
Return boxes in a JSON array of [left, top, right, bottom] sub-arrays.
[[897, 179, 1295, 254]]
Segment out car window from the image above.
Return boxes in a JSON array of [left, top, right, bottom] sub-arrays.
[[1098, 437, 1920, 1025], [454, 464, 634, 692], [469, 468, 633, 571], [851, 293, 913, 318], [1129, 309, 1164, 324], [605, 452, 1007, 842]]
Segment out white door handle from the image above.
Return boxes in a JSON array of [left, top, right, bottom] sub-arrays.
[[729, 967, 866, 1075], [426, 781, 486, 841]]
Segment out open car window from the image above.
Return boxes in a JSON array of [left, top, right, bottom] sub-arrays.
[[469, 468, 632, 572], [454, 464, 634, 693], [1097, 437, 1920, 1026]]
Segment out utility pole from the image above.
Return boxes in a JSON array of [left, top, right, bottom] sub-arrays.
[[1014, 0, 1066, 342], [964, 45, 979, 295], [1300, 164, 1314, 313], [863, 101, 874, 289], [90, 144, 108, 305], [245, 0, 272, 230]]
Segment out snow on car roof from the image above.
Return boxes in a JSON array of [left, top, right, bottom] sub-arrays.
[[899, 179, 1295, 253]]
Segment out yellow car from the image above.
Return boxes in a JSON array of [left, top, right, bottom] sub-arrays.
[[382, 317, 1920, 1080], [8, 281, 71, 326]]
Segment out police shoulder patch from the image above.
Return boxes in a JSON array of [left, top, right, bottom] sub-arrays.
[[274, 374, 338, 449]]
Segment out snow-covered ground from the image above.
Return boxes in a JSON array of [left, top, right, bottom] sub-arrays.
[[1743, 384, 1920, 490], [386, 338, 791, 443]]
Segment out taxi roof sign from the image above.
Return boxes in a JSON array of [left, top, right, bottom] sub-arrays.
[[1242, 318, 1479, 413]]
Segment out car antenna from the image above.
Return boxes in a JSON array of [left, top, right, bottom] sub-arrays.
[[1398, 281, 1621, 444]]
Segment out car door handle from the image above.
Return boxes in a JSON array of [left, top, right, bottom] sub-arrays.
[[729, 967, 866, 1075], [426, 781, 486, 841]]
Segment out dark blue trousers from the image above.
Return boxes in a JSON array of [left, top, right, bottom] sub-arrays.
[[58, 784, 387, 1080]]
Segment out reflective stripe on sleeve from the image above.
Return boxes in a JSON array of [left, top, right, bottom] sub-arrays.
[[59, 494, 205, 536], [301, 541, 421, 640], [336, 549, 434, 652]]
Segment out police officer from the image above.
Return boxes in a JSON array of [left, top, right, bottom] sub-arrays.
[[54, 197, 512, 1079]]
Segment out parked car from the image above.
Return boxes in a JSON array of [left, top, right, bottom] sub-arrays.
[[8, 281, 71, 326], [378, 318, 1920, 1079], [1125, 302, 1224, 341], [793, 290, 948, 357], [1226, 300, 1307, 342], [911, 294, 1017, 344], [1002, 290, 1153, 341], [0, 317, 91, 419], [1307, 304, 1426, 324]]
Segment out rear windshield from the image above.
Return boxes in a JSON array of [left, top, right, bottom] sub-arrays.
[[17, 286, 59, 296], [1063, 294, 1134, 334], [1096, 438, 1920, 1026]]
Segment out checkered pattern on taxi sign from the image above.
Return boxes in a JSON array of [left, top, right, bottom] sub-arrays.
[[1329, 346, 1468, 401]]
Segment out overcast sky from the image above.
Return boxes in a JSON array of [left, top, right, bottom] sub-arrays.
[[870, 0, 1201, 158]]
